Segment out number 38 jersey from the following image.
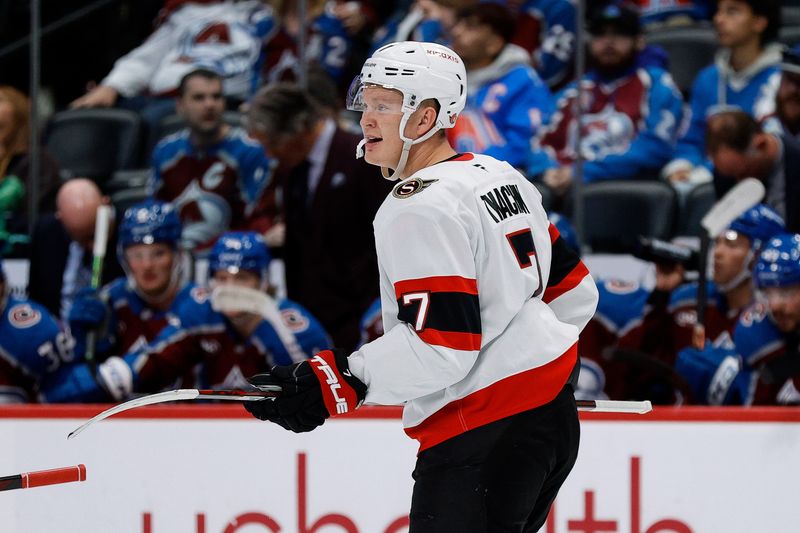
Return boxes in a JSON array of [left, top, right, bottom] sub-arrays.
[[349, 153, 598, 451]]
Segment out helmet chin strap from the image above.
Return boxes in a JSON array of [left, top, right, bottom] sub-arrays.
[[717, 249, 754, 293], [356, 111, 442, 181]]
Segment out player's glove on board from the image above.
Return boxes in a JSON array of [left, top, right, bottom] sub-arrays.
[[243, 349, 366, 433]]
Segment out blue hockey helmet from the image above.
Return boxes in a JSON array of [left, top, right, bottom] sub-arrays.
[[208, 231, 271, 282], [548, 213, 581, 254], [118, 199, 183, 253], [754, 233, 800, 289], [726, 204, 785, 251]]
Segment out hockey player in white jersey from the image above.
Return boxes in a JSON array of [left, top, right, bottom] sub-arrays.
[[243, 41, 598, 532]]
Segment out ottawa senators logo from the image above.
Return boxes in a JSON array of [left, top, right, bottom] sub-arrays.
[[392, 178, 438, 199], [9, 304, 42, 329]]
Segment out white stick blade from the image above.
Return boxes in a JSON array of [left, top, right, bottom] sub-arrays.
[[67, 389, 201, 440], [700, 178, 765, 238]]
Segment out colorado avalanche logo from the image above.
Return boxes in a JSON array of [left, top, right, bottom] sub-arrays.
[[604, 279, 640, 295], [173, 181, 232, 250], [9, 304, 41, 329], [578, 105, 636, 161], [392, 178, 438, 199], [281, 309, 310, 333], [191, 286, 210, 304]]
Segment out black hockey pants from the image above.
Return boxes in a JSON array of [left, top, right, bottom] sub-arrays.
[[408, 384, 580, 532]]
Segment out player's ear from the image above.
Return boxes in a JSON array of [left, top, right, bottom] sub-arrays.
[[415, 104, 438, 137]]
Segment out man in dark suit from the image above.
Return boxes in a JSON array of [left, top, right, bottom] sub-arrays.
[[246, 83, 392, 351], [706, 110, 799, 234], [28, 178, 124, 321]]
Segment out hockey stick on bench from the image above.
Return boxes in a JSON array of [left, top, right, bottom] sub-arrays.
[[67, 389, 651, 439], [693, 177, 765, 348]]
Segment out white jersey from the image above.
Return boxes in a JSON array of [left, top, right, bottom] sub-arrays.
[[349, 153, 598, 451], [103, 1, 275, 100]]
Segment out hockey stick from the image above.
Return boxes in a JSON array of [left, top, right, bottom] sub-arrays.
[[693, 178, 765, 348], [67, 388, 651, 439], [85, 204, 113, 368], [211, 285, 307, 362], [575, 399, 652, 414], [0, 464, 86, 492], [67, 388, 281, 440]]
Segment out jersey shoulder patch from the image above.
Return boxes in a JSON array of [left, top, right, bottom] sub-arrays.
[[8, 303, 42, 329], [392, 178, 438, 199]]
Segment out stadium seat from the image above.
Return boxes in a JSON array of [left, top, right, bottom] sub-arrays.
[[782, 6, 800, 27], [146, 111, 244, 156], [675, 182, 715, 237], [106, 169, 151, 195], [578, 181, 677, 253], [111, 187, 149, 217], [44, 109, 142, 183], [779, 26, 800, 48], [646, 25, 718, 97]]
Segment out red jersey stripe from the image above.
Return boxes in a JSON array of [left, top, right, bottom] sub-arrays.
[[405, 343, 578, 451], [450, 153, 475, 162], [543, 262, 590, 304], [418, 328, 482, 351], [548, 222, 561, 243], [394, 276, 478, 298]]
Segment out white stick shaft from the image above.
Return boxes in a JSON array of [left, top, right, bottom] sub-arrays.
[[577, 399, 652, 414], [92, 205, 112, 258], [700, 177, 765, 238]]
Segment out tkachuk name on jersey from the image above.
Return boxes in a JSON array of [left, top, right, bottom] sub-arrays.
[[392, 178, 438, 199], [480, 184, 530, 223]]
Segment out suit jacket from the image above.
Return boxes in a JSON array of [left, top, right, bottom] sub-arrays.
[[780, 133, 800, 234], [283, 127, 392, 351], [27, 213, 124, 319]]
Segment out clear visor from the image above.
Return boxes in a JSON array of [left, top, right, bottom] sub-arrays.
[[346, 75, 405, 114], [124, 245, 172, 265], [756, 285, 800, 305]]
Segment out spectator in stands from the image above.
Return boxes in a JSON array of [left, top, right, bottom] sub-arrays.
[[771, 45, 800, 138], [447, 3, 555, 170], [43, 231, 331, 402], [663, 0, 782, 188], [28, 178, 124, 321], [372, 0, 476, 51], [705, 110, 800, 233], [65, 199, 194, 364], [617, 204, 785, 403], [70, 0, 275, 132], [632, 0, 715, 27], [0, 86, 61, 240], [0, 257, 77, 403], [529, 2, 683, 198], [149, 69, 273, 253], [675, 232, 800, 405], [245, 83, 391, 351], [510, 0, 577, 89], [261, 0, 375, 92]]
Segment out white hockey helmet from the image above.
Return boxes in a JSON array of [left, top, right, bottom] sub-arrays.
[[346, 41, 467, 180]]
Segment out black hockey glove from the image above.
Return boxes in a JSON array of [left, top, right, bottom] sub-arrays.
[[243, 349, 367, 433]]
